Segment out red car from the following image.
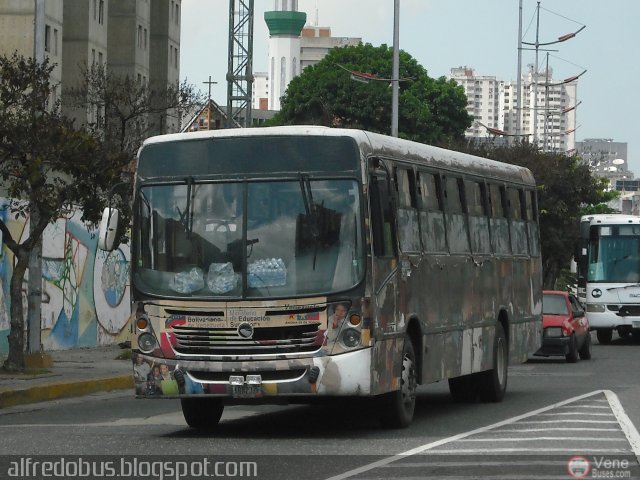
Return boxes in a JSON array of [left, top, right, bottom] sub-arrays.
[[535, 290, 592, 362]]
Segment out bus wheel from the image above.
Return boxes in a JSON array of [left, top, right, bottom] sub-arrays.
[[478, 323, 508, 402], [181, 398, 224, 429], [565, 335, 579, 363], [596, 329, 613, 345], [380, 335, 417, 428]]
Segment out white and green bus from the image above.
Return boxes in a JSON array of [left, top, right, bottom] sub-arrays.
[[100, 126, 542, 429], [577, 214, 640, 343]]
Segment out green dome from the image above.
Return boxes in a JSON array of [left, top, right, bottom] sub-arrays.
[[264, 11, 306, 36]]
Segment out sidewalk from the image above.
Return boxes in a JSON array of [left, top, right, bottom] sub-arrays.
[[0, 345, 133, 408]]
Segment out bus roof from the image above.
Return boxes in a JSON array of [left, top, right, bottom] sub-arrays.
[[141, 126, 536, 186], [581, 214, 640, 225]]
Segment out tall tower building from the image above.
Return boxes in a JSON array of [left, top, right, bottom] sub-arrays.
[[264, 0, 306, 110]]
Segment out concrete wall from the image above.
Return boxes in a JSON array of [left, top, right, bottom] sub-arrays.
[[0, 199, 131, 353]]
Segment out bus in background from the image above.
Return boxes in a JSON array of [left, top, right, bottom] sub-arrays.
[[99, 126, 542, 429], [577, 214, 640, 344]]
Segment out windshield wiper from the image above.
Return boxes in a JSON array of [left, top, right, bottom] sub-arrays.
[[176, 176, 195, 238], [299, 174, 319, 238], [298, 173, 322, 270]]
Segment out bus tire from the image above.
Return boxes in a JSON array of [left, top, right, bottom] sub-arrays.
[[380, 335, 417, 428], [565, 334, 579, 363], [448, 374, 478, 403], [596, 329, 613, 345], [478, 323, 508, 403], [181, 398, 224, 429]]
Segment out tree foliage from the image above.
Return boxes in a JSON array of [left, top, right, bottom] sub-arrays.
[[269, 43, 472, 144], [451, 140, 617, 288], [0, 53, 129, 370]]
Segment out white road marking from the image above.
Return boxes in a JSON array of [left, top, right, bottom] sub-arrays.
[[457, 437, 625, 442], [605, 389, 640, 463], [491, 427, 620, 432], [324, 390, 636, 480]]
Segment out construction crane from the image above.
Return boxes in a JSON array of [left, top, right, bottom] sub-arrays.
[[227, 0, 254, 128]]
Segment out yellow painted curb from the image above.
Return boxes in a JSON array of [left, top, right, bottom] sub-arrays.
[[0, 375, 133, 408]]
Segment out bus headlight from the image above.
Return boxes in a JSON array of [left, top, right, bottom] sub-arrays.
[[341, 328, 361, 348], [138, 332, 157, 353]]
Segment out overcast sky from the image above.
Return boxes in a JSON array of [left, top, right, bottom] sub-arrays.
[[181, 0, 640, 172]]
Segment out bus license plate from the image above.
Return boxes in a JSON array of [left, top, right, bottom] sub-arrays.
[[232, 384, 262, 398]]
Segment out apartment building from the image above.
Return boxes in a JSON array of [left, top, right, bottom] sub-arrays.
[[0, 0, 64, 104], [0, 0, 181, 135], [449, 67, 501, 137], [450, 65, 578, 153], [300, 25, 361, 72]]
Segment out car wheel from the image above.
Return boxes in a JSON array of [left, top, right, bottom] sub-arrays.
[[181, 398, 224, 429], [597, 329, 613, 345], [380, 335, 417, 428], [578, 332, 591, 360], [477, 323, 508, 402], [566, 334, 579, 363]]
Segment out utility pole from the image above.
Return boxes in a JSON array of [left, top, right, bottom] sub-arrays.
[[27, 0, 46, 357], [391, 0, 400, 137], [516, 0, 523, 138]]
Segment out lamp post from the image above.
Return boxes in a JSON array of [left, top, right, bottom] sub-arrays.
[[391, 0, 400, 137]]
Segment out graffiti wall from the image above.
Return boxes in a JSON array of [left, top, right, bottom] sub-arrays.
[[0, 201, 131, 353]]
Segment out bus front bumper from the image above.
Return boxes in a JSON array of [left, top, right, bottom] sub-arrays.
[[133, 348, 372, 400], [587, 310, 640, 330]]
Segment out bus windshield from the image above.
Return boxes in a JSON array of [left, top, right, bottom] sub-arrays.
[[134, 178, 364, 298], [587, 225, 640, 283]]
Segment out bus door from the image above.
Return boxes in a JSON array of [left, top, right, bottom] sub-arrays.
[[368, 162, 399, 335]]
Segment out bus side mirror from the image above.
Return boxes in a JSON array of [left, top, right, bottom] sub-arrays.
[[98, 207, 120, 251]]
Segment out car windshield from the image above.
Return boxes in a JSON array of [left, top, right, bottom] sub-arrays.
[[542, 294, 569, 315], [133, 178, 364, 299]]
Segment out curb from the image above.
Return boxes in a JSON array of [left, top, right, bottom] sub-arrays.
[[0, 375, 133, 409]]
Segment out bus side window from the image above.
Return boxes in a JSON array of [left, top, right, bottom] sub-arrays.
[[370, 172, 397, 258], [465, 180, 491, 254], [395, 167, 420, 254], [443, 175, 470, 254], [488, 183, 510, 255], [417, 170, 447, 253], [525, 189, 541, 257], [508, 187, 528, 255]]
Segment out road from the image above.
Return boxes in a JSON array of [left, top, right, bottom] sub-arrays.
[[1, 333, 639, 479]]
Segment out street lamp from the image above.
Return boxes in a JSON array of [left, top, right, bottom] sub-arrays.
[[391, 0, 399, 137]]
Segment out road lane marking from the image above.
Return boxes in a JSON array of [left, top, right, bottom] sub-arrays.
[[605, 389, 640, 462], [324, 390, 636, 480]]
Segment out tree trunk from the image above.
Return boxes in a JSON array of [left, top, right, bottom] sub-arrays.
[[3, 250, 29, 371]]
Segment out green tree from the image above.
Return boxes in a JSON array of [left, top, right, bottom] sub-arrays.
[[0, 53, 129, 371], [452, 140, 617, 289], [269, 43, 472, 143]]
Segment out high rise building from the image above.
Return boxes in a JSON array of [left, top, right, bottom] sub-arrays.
[[450, 65, 578, 153], [449, 67, 501, 138], [300, 25, 360, 72], [0, 0, 181, 135], [0, 0, 64, 104]]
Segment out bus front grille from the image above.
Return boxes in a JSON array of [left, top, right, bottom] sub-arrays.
[[172, 323, 323, 356]]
